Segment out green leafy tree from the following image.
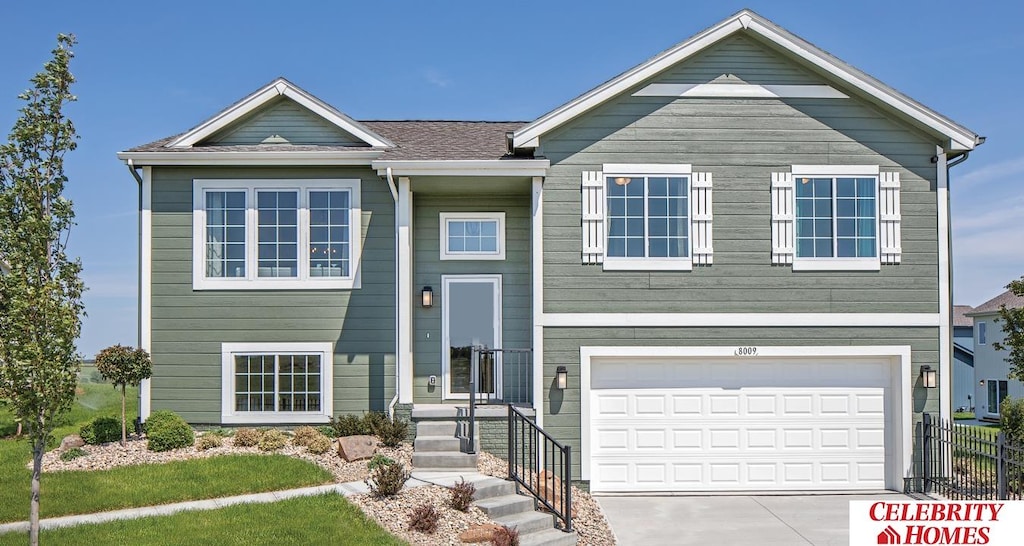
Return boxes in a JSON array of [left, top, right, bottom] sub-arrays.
[[0, 34, 83, 546], [993, 276, 1024, 381], [95, 345, 152, 446]]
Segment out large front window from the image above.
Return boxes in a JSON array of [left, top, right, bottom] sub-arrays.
[[606, 175, 689, 259], [221, 342, 333, 424], [193, 179, 361, 289], [795, 176, 877, 259]]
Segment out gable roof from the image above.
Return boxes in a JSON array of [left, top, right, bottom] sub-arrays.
[[512, 9, 983, 152], [968, 289, 1024, 316], [953, 305, 974, 327], [167, 78, 394, 149]]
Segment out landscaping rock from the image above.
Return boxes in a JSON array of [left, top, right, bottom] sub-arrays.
[[60, 434, 85, 450], [459, 523, 503, 543], [337, 435, 377, 461], [539, 469, 578, 518]]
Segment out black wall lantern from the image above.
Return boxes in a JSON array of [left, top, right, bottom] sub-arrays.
[[920, 365, 937, 389], [421, 286, 433, 308], [555, 366, 568, 390]]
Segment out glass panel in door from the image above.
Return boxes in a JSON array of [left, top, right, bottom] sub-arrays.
[[446, 279, 499, 397], [988, 380, 1009, 415]]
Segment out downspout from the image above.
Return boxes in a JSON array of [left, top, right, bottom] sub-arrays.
[[126, 159, 144, 426], [386, 167, 400, 419]]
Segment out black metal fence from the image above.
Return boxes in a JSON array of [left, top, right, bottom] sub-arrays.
[[508, 404, 573, 533], [920, 413, 1024, 500]]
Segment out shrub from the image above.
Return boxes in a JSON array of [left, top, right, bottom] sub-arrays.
[[316, 425, 337, 438], [292, 426, 320, 447], [144, 410, 194, 452], [233, 428, 263, 447], [196, 433, 224, 451], [80, 416, 121, 445], [373, 417, 409, 448], [449, 479, 476, 512], [259, 429, 289, 451], [330, 414, 369, 437], [60, 447, 87, 461], [365, 461, 410, 498], [306, 433, 332, 455], [407, 504, 440, 534], [368, 454, 395, 470], [363, 411, 388, 433], [490, 525, 520, 546], [1002, 397, 1024, 444]]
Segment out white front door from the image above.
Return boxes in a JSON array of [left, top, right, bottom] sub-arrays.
[[442, 275, 502, 400]]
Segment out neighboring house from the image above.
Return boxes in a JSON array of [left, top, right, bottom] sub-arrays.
[[968, 290, 1024, 420], [117, 10, 983, 494], [953, 305, 975, 412]]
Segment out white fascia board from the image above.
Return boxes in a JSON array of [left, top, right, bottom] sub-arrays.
[[168, 78, 394, 149], [372, 160, 550, 178], [117, 150, 383, 166], [543, 313, 941, 328]]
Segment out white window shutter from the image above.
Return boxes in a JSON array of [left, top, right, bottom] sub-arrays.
[[691, 172, 713, 265], [771, 172, 795, 264], [879, 172, 901, 264], [581, 170, 605, 264]]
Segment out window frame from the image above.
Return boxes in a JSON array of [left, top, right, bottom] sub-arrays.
[[790, 165, 881, 272], [602, 163, 693, 271], [220, 342, 334, 424], [978, 321, 987, 345], [439, 212, 506, 261], [192, 179, 361, 290]]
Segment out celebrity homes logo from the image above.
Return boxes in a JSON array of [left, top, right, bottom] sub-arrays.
[[849, 501, 1024, 545]]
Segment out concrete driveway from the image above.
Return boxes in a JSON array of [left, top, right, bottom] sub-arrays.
[[596, 492, 915, 545]]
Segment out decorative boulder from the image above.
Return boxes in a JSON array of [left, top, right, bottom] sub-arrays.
[[538, 469, 579, 518], [60, 434, 85, 450], [458, 524, 503, 543], [337, 434, 377, 461]]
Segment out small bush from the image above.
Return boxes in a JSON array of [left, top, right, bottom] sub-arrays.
[[368, 454, 395, 470], [233, 428, 263, 447], [316, 425, 337, 438], [80, 416, 121, 445], [60, 447, 87, 461], [330, 414, 369, 437], [258, 429, 289, 451], [306, 433, 332, 455], [449, 479, 476, 512], [490, 525, 520, 546], [196, 433, 224, 451], [365, 461, 410, 498], [363, 411, 388, 433], [373, 417, 409, 448], [1002, 397, 1024, 444], [144, 410, 195, 452], [204, 427, 234, 437], [407, 504, 440, 534], [292, 426, 320, 447]]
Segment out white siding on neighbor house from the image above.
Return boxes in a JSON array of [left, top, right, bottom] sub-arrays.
[[971, 313, 1023, 416]]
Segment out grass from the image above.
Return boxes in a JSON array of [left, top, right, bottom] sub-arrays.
[[954, 412, 975, 420], [0, 494, 407, 546]]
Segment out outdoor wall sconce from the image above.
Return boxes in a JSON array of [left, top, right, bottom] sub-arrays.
[[980, 379, 986, 386], [920, 365, 937, 389], [421, 286, 433, 308], [556, 366, 568, 390]]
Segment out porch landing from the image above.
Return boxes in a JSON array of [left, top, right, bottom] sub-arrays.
[[410, 403, 536, 419]]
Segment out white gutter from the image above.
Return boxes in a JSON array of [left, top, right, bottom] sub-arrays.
[[386, 167, 400, 419], [117, 150, 384, 166]]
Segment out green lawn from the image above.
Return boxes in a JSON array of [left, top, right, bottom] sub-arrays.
[[954, 412, 975, 420], [0, 494, 407, 546]]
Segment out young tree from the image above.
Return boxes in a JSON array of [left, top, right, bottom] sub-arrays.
[[95, 345, 152, 446], [0, 34, 84, 546], [993, 276, 1024, 381]]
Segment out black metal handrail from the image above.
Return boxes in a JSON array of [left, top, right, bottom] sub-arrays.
[[508, 404, 573, 532], [466, 347, 532, 455]]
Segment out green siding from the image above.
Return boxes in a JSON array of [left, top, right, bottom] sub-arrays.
[[412, 194, 533, 403], [149, 166, 395, 424], [539, 34, 942, 315], [206, 98, 367, 146]]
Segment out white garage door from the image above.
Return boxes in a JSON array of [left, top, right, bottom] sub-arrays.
[[589, 358, 891, 492]]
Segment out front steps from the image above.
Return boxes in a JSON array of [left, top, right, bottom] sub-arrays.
[[410, 420, 478, 471]]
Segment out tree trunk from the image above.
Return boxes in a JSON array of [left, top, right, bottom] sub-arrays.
[[30, 419, 43, 546], [121, 384, 127, 447]]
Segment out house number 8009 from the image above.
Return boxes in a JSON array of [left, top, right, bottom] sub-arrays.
[[734, 347, 758, 356]]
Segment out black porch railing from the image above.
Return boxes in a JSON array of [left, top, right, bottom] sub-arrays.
[[465, 347, 531, 455], [920, 413, 1024, 500], [508, 404, 573, 533]]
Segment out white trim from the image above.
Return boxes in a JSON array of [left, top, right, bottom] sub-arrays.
[[603, 163, 692, 175], [512, 10, 979, 152], [792, 258, 881, 271], [397, 177, 413, 404], [373, 160, 550, 178], [117, 151, 384, 166], [633, 83, 848, 99], [792, 164, 880, 176], [936, 148, 951, 423], [441, 274, 503, 400], [602, 258, 693, 271], [531, 177, 545, 427], [439, 212, 506, 261], [168, 78, 393, 149], [579, 344, 913, 491], [140, 167, 153, 420], [191, 179, 362, 290], [543, 312, 942, 328], [220, 341, 334, 425]]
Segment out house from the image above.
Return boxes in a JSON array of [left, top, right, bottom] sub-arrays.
[[968, 289, 1024, 420], [953, 305, 975, 412], [117, 9, 982, 494]]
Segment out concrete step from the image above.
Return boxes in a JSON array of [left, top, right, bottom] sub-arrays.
[[411, 451, 478, 470], [474, 494, 535, 519], [416, 420, 458, 437], [518, 528, 577, 546], [471, 477, 515, 501], [494, 510, 556, 536], [414, 436, 462, 452]]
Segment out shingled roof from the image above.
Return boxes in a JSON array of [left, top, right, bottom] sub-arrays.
[[953, 305, 974, 327], [968, 289, 1024, 316]]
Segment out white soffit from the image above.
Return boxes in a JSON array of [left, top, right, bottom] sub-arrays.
[[633, 83, 848, 99]]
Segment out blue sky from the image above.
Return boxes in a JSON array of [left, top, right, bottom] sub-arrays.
[[2, 1, 1021, 357]]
